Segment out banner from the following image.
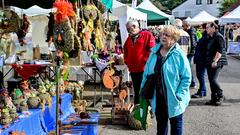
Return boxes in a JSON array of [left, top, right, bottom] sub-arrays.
[[101, 0, 113, 12]]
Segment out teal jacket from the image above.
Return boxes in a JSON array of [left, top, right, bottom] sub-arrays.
[[140, 43, 191, 118]]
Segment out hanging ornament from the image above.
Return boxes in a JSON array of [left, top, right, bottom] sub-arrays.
[[53, 0, 75, 53], [0, 10, 20, 35], [17, 14, 30, 46]]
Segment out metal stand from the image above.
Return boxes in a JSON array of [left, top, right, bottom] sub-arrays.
[[81, 66, 102, 107], [55, 56, 61, 135]]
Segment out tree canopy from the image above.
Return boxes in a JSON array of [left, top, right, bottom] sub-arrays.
[[219, 0, 238, 16]]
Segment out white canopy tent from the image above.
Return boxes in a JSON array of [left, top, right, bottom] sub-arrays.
[[188, 11, 218, 25], [185, 17, 191, 21], [102, 0, 125, 21], [113, 0, 125, 8], [220, 5, 240, 25], [11, 5, 56, 16], [136, 0, 172, 23], [112, 5, 147, 44], [102, 0, 147, 44], [11, 5, 54, 53], [102, 12, 118, 21]]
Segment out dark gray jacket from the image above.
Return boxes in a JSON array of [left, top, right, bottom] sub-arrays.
[[205, 32, 228, 66], [186, 27, 197, 56]]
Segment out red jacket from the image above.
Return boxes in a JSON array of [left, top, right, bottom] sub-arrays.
[[124, 30, 155, 72]]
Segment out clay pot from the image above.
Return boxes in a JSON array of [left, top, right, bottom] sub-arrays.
[[10, 112, 18, 120], [19, 105, 28, 112], [27, 97, 40, 109], [0, 117, 12, 125]]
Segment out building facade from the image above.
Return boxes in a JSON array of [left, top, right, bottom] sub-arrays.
[[172, 0, 223, 18]]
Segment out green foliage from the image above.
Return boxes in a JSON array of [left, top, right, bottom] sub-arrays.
[[219, 0, 238, 16], [157, 0, 186, 10]]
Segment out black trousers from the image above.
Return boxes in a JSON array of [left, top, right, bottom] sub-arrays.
[[130, 72, 143, 104], [207, 65, 223, 100], [155, 87, 183, 135]]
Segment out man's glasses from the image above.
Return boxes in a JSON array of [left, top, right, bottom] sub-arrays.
[[206, 26, 211, 29]]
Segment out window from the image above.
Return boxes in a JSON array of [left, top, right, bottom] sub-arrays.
[[196, 0, 202, 5], [207, 0, 213, 4]]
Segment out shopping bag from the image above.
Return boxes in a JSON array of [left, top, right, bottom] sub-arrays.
[[140, 74, 155, 99], [133, 98, 150, 130]]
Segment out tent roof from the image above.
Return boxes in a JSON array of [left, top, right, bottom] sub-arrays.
[[11, 5, 56, 16], [185, 17, 191, 21], [220, 5, 240, 24], [189, 10, 218, 25], [136, 0, 171, 21], [103, 12, 118, 21], [113, 0, 125, 8], [112, 5, 147, 21]]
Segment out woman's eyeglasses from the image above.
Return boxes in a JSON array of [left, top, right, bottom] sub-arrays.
[[162, 33, 171, 37]]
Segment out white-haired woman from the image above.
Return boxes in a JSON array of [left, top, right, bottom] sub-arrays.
[[140, 25, 191, 135]]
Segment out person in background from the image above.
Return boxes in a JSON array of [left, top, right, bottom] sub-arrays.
[[192, 23, 208, 98], [124, 20, 155, 105], [195, 25, 202, 40], [183, 20, 197, 89], [205, 22, 228, 106], [175, 19, 191, 56], [148, 25, 163, 44], [235, 35, 240, 42], [140, 25, 191, 135]]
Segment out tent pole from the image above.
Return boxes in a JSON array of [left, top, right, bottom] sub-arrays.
[[2, 0, 4, 9], [55, 57, 61, 135]]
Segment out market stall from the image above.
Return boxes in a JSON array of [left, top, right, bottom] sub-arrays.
[[188, 10, 218, 25], [112, 5, 147, 44], [219, 5, 240, 25], [0, 94, 74, 135], [0, 0, 102, 134], [0, 0, 141, 134]]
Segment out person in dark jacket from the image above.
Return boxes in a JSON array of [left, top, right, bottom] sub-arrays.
[[205, 22, 228, 106], [192, 23, 208, 98], [183, 20, 197, 88], [124, 20, 156, 104]]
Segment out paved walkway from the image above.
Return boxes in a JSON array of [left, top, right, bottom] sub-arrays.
[[83, 56, 240, 135]]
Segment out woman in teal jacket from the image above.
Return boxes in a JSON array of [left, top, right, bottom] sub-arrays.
[[140, 25, 191, 135]]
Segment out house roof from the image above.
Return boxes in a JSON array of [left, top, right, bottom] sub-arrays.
[[172, 0, 221, 17], [172, 0, 191, 11]]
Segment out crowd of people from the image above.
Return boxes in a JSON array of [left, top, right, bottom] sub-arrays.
[[123, 19, 229, 135]]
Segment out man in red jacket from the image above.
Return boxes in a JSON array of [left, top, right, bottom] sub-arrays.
[[124, 20, 155, 104]]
